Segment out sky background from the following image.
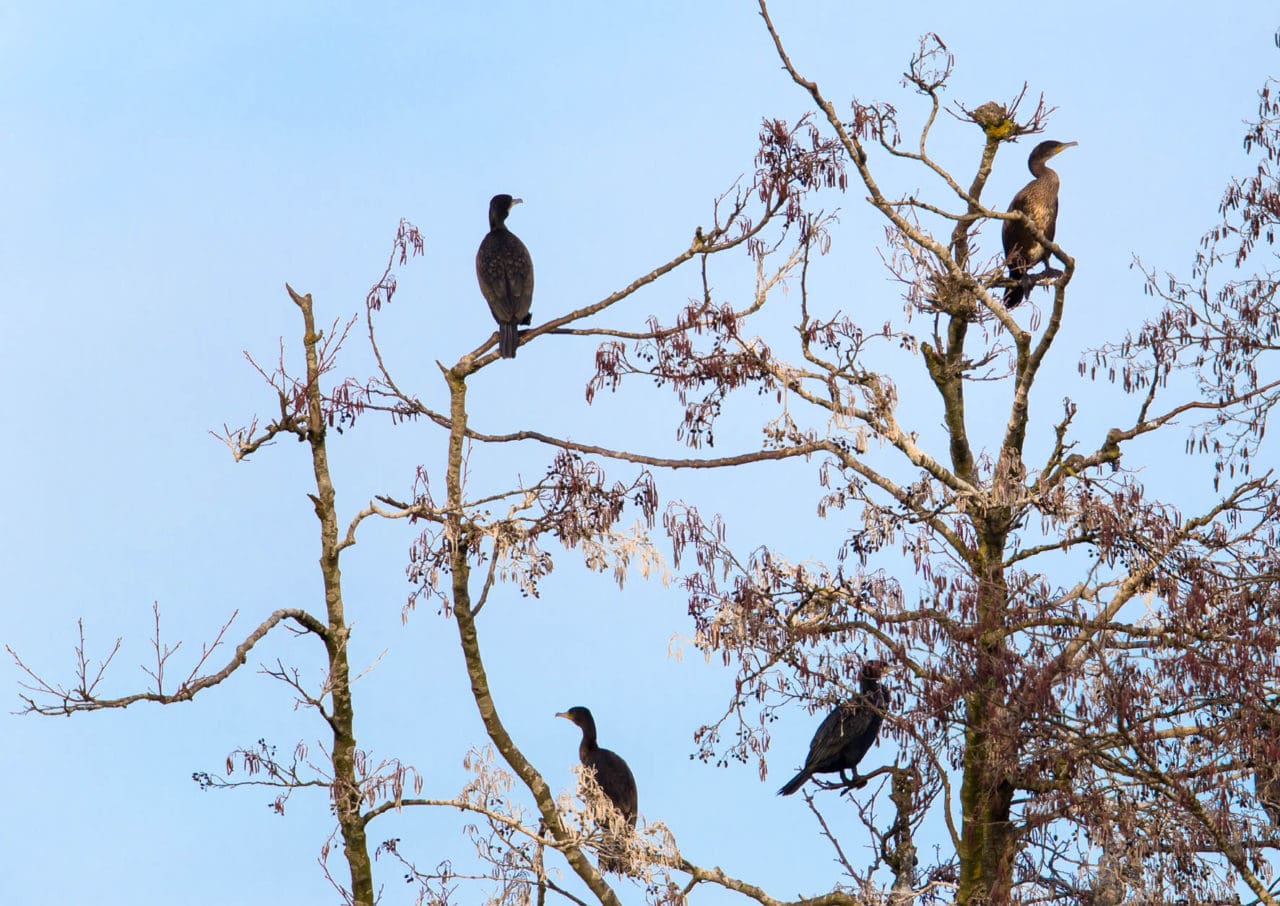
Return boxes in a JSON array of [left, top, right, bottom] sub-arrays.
[[3, 3, 1278, 904]]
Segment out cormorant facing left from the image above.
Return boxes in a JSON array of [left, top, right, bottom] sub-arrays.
[[1001, 140, 1077, 309], [476, 194, 534, 358], [556, 706, 638, 873], [777, 660, 891, 796]]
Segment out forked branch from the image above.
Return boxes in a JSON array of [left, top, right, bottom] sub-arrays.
[[9, 607, 326, 715]]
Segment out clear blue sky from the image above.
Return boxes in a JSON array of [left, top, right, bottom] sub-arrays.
[[3, 3, 1277, 903]]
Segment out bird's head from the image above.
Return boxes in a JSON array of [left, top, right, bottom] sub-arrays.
[[488, 193, 524, 228], [1028, 140, 1077, 167], [555, 706, 593, 728], [860, 659, 891, 682]]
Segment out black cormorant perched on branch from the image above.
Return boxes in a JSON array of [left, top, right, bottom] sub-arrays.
[[476, 193, 534, 358], [777, 660, 890, 796], [1001, 140, 1077, 309], [556, 706, 638, 873]]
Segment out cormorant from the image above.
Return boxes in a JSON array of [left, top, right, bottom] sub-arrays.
[[777, 660, 890, 796], [1001, 140, 1077, 309], [476, 194, 534, 358], [556, 706, 638, 873]]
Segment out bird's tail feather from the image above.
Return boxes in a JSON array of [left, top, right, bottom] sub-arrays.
[[598, 828, 634, 874], [499, 322, 519, 358], [598, 850, 628, 874], [777, 770, 810, 796], [1003, 266, 1037, 309]]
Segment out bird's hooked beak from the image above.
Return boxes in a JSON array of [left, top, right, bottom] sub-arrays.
[[511, 197, 524, 207], [1053, 141, 1079, 156], [554, 710, 571, 720]]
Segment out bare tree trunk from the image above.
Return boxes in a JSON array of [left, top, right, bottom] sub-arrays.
[[440, 366, 625, 906], [887, 768, 919, 905], [288, 286, 375, 905], [957, 715, 1016, 904], [957, 550, 1017, 906]]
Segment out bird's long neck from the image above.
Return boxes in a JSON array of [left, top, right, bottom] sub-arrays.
[[1028, 158, 1056, 180], [578, 719, 599, 756], [488, 212, 508, 232]]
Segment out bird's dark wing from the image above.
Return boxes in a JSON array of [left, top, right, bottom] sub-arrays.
[[803, 703, 861, 772], [1001, 191, 1028, 262], [838, 704, 880, 762], [776, 707, 845, 795], [1003, 191, 1044, 267], [475, 236, 508, 320], [583, 747, 637, 873], [585, 748, 638, 827], [1002, 185, 1049, 309], [844, 687, 888, 767], [476, 232, 534, 323], [813, 691, 886, 769], [500, 233, 534, 322]]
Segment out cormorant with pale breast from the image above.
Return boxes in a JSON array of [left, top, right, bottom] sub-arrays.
[[557, 706, 638, 873], [476, 194, 534, 358], [1001, 140, 1077, 309], [777, 660, 890, 796]]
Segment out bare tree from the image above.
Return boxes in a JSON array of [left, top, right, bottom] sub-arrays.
[[642, 10, 1280, 905], [12, 8, 1280, 906]]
